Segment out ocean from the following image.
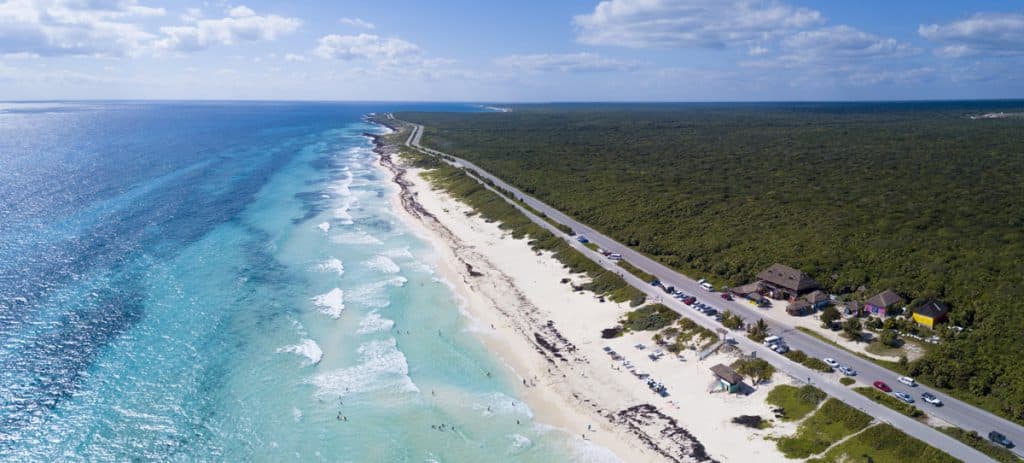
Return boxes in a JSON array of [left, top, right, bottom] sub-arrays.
[[0, 102, 602, 462]]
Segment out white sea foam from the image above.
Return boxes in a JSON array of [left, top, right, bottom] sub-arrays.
[[311, 288, 345, 318], [330, 231, 383, 246], [381, 247, 414, 260], [364, 255, 400, 274], [334, 195, 357, 224], [277, 339, 324, 365], [356, 310, 395, 334], [292, 407, 303, 422], [317, 221, 331, 233], [471, 392, 534, 418], [317, 258, 344, 276], [310, 338, 418, 398], [345, 277, 405, 308], [508, 434, 533, 454], [332, 170, 354, 197]]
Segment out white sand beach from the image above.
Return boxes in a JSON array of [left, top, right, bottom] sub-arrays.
[[380, 148, 797, 462]]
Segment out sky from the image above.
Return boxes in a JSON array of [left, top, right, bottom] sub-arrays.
[[0, 0, 1022, 101]]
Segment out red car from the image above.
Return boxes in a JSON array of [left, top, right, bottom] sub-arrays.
[[720, 293, 733, 301], [873, 381, 892, 392], [683, 297, 696, 305]]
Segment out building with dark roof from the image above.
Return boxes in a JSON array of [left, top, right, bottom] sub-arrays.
[[786, 299, 812, 316], [912, 300, 950, 328], [756, 263, 819, 300], [711, 364, 743, 393], [804, 290, 831, 309], [865, 289, 903, 317]]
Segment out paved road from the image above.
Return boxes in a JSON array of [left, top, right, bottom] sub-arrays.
[[402, 120, 1018, 462]]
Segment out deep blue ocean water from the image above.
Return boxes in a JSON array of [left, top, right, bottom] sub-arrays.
[[0, 102, 606, 462]]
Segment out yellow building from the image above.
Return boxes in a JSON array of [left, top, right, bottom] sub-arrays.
[[911, 300, 950, 328]]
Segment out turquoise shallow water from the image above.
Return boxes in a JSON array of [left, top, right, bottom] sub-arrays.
[[0, 102, 610, 462]]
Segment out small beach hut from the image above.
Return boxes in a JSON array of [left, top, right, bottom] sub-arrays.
[[786, 299, 812, 316], [865, 289, 902, 317], [804, 290, 831, 310], [912, 300, 950, 329], [710, 364, 743, 393]]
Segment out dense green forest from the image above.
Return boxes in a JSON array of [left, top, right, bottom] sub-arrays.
[[399, 103, 1024, 424]]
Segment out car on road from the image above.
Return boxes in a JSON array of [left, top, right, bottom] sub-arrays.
[[894, 391, 914, 403], [772, 344, 789, 354], [720, 293, 733, 301], [838, 366, 856, 376], [873, 381, 892, 392], [921, 392, 943, 406], [897, 376, 917, 387], [576, 235, 589, 244], [823, 358, 840, 368], [989, 431, 1015, 448]]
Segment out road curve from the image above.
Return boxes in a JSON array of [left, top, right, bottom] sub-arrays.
[[401, 120, 1016, 462]]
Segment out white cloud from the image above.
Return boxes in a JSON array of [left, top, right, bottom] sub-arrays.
[[155, 5, 301, 52], [314, 33, 419, 61], [0, 0, 164, 57], [495, 52, 637, 72], [779, 25, 915, 62], [919, 12, 1024, 58], [339, 17, 374, 29], [573, 0, 823, 48], [284, 53, 307, 62]]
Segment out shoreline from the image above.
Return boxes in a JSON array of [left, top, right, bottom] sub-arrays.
[[368, 125, 793, 463]]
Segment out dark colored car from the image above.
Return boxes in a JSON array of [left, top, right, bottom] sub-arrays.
[[664, 286, 675, 294], [873, 381, 892, 392], [720, 293, 733, 301], [650, 279, 660, 286], [683, 297, 696, 305], [989, 431, 1014, 448]]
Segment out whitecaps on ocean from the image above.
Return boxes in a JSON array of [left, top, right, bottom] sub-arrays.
[[277, 339, 324, 366], [356, 310, 395, 334], [364, 255, 400, 274], [345, 277, 406, 309], [311, 288, 345, 318], [310, 338, 418, 398], [316, 257, 344, 276]]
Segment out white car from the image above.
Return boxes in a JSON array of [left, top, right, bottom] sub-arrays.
[[823, 358, 840, 368], [898, 376, 917, 387]]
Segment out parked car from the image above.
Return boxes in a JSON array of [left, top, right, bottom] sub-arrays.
[[714, 314, 723, 322], [720, 293, 733, 301], [663, 285, 675, 294], [772, 344, 789, 354], [873, 381, 892, 392], [576, 235, 589, 244], [897, 376, 917, 387], [704, 308, 718, 317], [649, 279, 660, 286], [700, 282, 714, 291], [683, 297, 696, 305], [762, 335, 782, 347], [894, 392, 914, 403], [989, 431, 1014, 448], [823, 358, 840, 368], [921, 392, 943, 406], [838, 366, 856, 376]]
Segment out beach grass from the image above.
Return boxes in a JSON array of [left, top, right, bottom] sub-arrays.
[[937, 426, 1021, 463], [807, 423, 960, 463], [617, 260, 655, 282], [776, 398, 873, 458], [421, 163, 647, 306], [853, 387, 926, 419], [766, 384, 827, 422]]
